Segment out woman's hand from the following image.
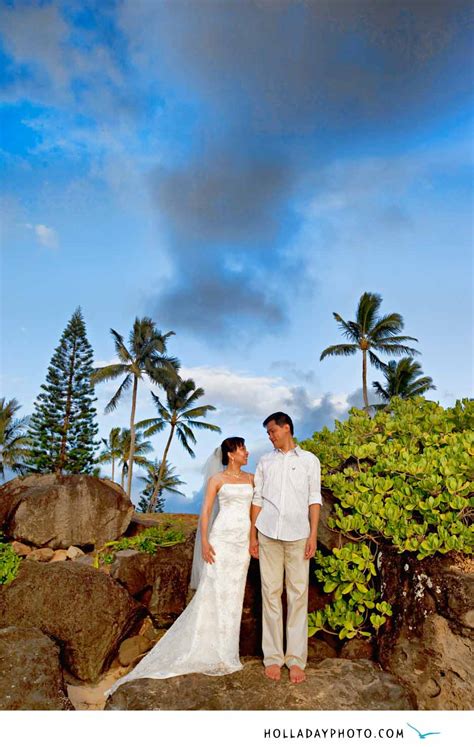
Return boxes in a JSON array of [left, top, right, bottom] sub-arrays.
[[202, 540, 216, 564], [249, 533, 259, 559]]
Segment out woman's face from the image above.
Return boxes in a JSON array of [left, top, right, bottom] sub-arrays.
[[228, 443, 249, 468]]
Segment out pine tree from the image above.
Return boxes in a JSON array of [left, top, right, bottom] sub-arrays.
[[27, 308, 99, 474]]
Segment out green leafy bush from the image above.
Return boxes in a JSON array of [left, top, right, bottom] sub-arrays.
[[302, 398, 473, 559], [94, 522, 186, 568], [308, 542, 392, 639], [0, 535, 21, 585], [302, 397, 474, 640]]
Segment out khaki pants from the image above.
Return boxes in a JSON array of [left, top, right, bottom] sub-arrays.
[[258, 531, 309, 669]]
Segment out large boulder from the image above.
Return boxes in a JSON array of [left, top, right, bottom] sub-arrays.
[[0, 474, 133, 549], [110, 518, 196, 628], [0, 626, 72, 710], [378, 549, 474, 710], [0, 560, 145, 682], [105, 657, 414, 710]]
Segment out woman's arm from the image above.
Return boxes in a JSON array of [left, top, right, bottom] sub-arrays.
[[200, 475, 219, 563]]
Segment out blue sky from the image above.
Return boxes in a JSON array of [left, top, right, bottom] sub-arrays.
[[1, 0, 473, 511]]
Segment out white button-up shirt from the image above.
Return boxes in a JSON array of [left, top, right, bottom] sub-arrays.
[[252, 445, 322, 541]]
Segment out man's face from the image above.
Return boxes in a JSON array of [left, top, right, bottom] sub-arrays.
[[266, 420, 290, 449]]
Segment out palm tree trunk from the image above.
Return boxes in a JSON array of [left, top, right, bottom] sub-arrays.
[[111, 457, 115, 483], [121, 464, 126, 488], [362, 349, 369, 410], [148, 424, 175, 511], [126, 375, 139, 500]]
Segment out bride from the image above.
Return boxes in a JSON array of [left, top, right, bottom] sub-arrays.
[[107, 436, 253, 695]]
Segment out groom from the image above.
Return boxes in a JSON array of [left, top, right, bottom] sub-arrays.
[[250, 411, 322, 684]]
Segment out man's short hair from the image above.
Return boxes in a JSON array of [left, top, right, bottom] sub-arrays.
[[262, 411, 294, 435]]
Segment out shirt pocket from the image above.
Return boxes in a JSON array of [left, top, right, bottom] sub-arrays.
[[288, 463, 308, 492]]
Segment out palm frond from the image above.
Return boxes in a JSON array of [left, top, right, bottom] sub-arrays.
[[104, 373, 133, 414], [333, 313, 359, 342], [181, 405, 217, 419], [368, 350, 386, 370], [135, 417, 166, 437], [356, 292, 382, 333], [372, 343, 420, 357], [372, 381, 390, 400], [406, 378, 436, 396], [320, 344, 358, 360], [91, 363, 130, 385], [179, 423, 197, 444], [183, 419, 221, 432], [181, 386, 206, 408], [146, 356, 181, 385], [176, 426, 196, 457], [144, 421, 167, 437], [369, 313, 404, 339], [372, 334, 419, 345], [150, 391, 172, 421], [110, 329, 133, 364]]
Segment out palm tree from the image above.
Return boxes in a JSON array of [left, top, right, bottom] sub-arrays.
[[139, 378, 221, 511], [0, 398, 30, 479], [137, 460, 186, 513], [91, 317, 179, 499], [97, 426, 122, 482], [372, 357, 436, 405], [320, 292, 420, 409], [117, 428, 154, 490]]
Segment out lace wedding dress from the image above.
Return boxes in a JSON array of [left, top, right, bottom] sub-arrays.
[[107, 483, 253, 694]]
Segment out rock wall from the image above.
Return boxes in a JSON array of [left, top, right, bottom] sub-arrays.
[[377, 548, 474, 710]]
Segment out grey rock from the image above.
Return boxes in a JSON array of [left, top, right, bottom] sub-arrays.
[[105, 657, 414, 711], [0, 626, 72, 710], [1, 474, 133, 550], [0, 560, 145, 682]]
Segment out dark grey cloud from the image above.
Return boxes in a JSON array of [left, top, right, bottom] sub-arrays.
[[133, 0, 472, 338], [292, 385, 384, 440], [121, 0, 472, 136], [290, 388, 343, 440], [152, 274, 286, 336], [5, 1, 469, 339], [271, 360, 317, 385], [149, 146, 303, 335], [152, 148, 296, 248]]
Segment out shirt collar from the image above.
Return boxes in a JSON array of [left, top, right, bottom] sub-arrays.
[[274, 445, 301, 456]]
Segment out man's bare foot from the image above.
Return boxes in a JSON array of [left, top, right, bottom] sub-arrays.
[[264, 664, 281, 681], [289, 665, 305, 684]]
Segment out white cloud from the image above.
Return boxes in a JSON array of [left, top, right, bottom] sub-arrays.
[[180, 365, 295, 417], [26, 223, 59, 249], [35, 224, 59, 249]]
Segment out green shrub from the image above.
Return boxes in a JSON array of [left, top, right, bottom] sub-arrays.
[[302, 397, 474, 640], [302, 397, 473, 559], [0, 535, 21, 585], [94, 522, 186, 568], [308, 542, 392, 640]]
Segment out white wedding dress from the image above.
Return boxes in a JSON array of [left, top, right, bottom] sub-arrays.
[[107, 483, 253, 695]]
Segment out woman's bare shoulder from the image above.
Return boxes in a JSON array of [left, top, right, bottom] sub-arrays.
[[208, 473, 225, 487]]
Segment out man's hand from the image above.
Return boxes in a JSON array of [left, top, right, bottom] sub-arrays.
[[304, 536, 317, 559], [249, 534, 259, 559]]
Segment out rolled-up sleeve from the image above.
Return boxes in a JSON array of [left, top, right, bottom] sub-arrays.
[[308, 455, 323, 506], [252, 459, 264, 507]]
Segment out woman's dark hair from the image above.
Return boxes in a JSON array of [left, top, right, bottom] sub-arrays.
[[221, 436, 245, 466], [262, 411, 294, 435]]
